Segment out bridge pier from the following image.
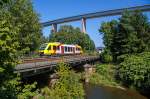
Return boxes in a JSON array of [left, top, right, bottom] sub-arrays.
[[81, 18, 86, 33], [52, 23, 57, 33], [48, 73, 59, 87], [84, 64, 95, 83]]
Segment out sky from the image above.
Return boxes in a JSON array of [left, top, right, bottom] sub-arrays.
[[32, 0, 150, 47]]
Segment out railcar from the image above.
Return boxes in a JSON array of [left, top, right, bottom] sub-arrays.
[[38, 42, 83, 56]]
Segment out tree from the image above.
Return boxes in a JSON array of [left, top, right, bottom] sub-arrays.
[[0, 7, 21, 99], [0, 1, 39, 98], [99, 20, 118, 61], [129, 10, 150, 51], [100, 10, 150, 62], [7, 0, 43, 53], [99, 20, 118, 50], [0, 0, 9, 5], [49, 25, 95, 51]]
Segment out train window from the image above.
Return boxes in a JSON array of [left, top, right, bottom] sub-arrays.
[[76, 48, 78, 51], [57, 46, 60, 50], [53, 46, 56, 50], [68, 47, 70, 52], [47, 45, 51, 50], [70, 47, 72, 52], [65, 47, 67, 52], [39, 43, 48, 50]]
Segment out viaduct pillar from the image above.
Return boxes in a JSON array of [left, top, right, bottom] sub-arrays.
[[52, 23, 57, 33], [81, 18, 86, 33]]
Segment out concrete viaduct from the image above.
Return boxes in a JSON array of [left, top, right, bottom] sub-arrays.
[[41, 4, 150, 33]]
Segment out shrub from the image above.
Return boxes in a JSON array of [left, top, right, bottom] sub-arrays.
[[101, 49, 113, 63], [89, 64, 118, 86], [39, 63, 85, 99], [118, 52, 150, 91]]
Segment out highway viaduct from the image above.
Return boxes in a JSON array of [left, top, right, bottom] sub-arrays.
[[41, 4, 150, 33]]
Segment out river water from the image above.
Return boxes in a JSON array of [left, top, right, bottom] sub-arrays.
[[85, 84, 147, 99]]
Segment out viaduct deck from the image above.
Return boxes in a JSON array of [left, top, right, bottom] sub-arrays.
[[15, 55, 100, 77]]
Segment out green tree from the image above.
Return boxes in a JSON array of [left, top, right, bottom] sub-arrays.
[[49, 25, 95, 51], [0, 8, 19, 99], [129, 10, 150, 51], [99, 20, 118, 61], [100, 10, 150, 62], [7, 0, 43, 53], [0, 0, 9, 5], [99, 20, 118, 50], [0, 1, 39, 98]]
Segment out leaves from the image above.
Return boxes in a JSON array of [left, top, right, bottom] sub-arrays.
[[118, 52, 150, 90], [0, 0, 41, 98], [49, 25, 95, 51], [7, 0, 43, 53], [99, 10, 150, 62], [39, 63, 85, 99]]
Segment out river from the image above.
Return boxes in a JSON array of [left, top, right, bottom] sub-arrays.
[[85, 84, 147, 99]]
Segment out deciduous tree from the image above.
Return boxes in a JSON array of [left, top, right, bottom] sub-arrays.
[[49, 25, 95, 51]]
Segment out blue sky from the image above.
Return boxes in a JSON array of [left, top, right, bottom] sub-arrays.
[[32, 0, 150, 47]]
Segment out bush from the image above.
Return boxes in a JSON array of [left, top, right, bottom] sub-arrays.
[[39, 63, 85, 99], [101, 49, 113, 63], [118, 52, 150, 91], [89, 64, 118, 87]]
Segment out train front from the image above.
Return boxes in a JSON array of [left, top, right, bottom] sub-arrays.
[[38, 43, 48, 56]]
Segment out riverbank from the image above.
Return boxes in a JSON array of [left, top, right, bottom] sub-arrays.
[[32, 63, 148, 99], [88, 64, 121, 87], [85, 63, 148, 99], [85, 83, 147, 99]]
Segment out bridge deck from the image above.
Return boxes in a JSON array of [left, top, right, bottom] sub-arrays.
[[42, 5, 150, 26], [15, 55, 100, 77]]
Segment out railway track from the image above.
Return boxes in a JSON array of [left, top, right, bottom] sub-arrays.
[[21, 55, 86, 63]]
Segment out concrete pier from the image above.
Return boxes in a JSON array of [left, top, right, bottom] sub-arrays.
[[81, 18, 86, 33], [84, 64, 95, 83], [48, 73, 59, 87], [52, 23, 57, 33]]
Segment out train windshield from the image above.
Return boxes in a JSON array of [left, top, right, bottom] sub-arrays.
[[39, 43, 48, 50]]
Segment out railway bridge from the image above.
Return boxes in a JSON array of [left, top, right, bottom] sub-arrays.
[[15, 55, 100, 78]]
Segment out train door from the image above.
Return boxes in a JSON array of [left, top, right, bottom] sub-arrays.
[[73, 47, 75, 54], [47, 45, 51, 55], [61, 46, 64, 54], [53, 45, 57, 54]]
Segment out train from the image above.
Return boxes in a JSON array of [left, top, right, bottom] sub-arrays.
[[38, 42, 83, 56]]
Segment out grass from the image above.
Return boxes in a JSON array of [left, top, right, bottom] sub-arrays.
[[89, 64, 122, 88]]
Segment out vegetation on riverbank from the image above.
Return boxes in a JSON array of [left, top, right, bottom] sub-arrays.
[[99, 10, 150, 96], [118, 52, 150, 92], [36, 63, 85, 99], [89, 64, 119, 87]]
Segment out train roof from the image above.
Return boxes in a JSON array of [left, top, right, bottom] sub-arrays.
[[47, 42, 61, 45], [44, 42, 82, 47]]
